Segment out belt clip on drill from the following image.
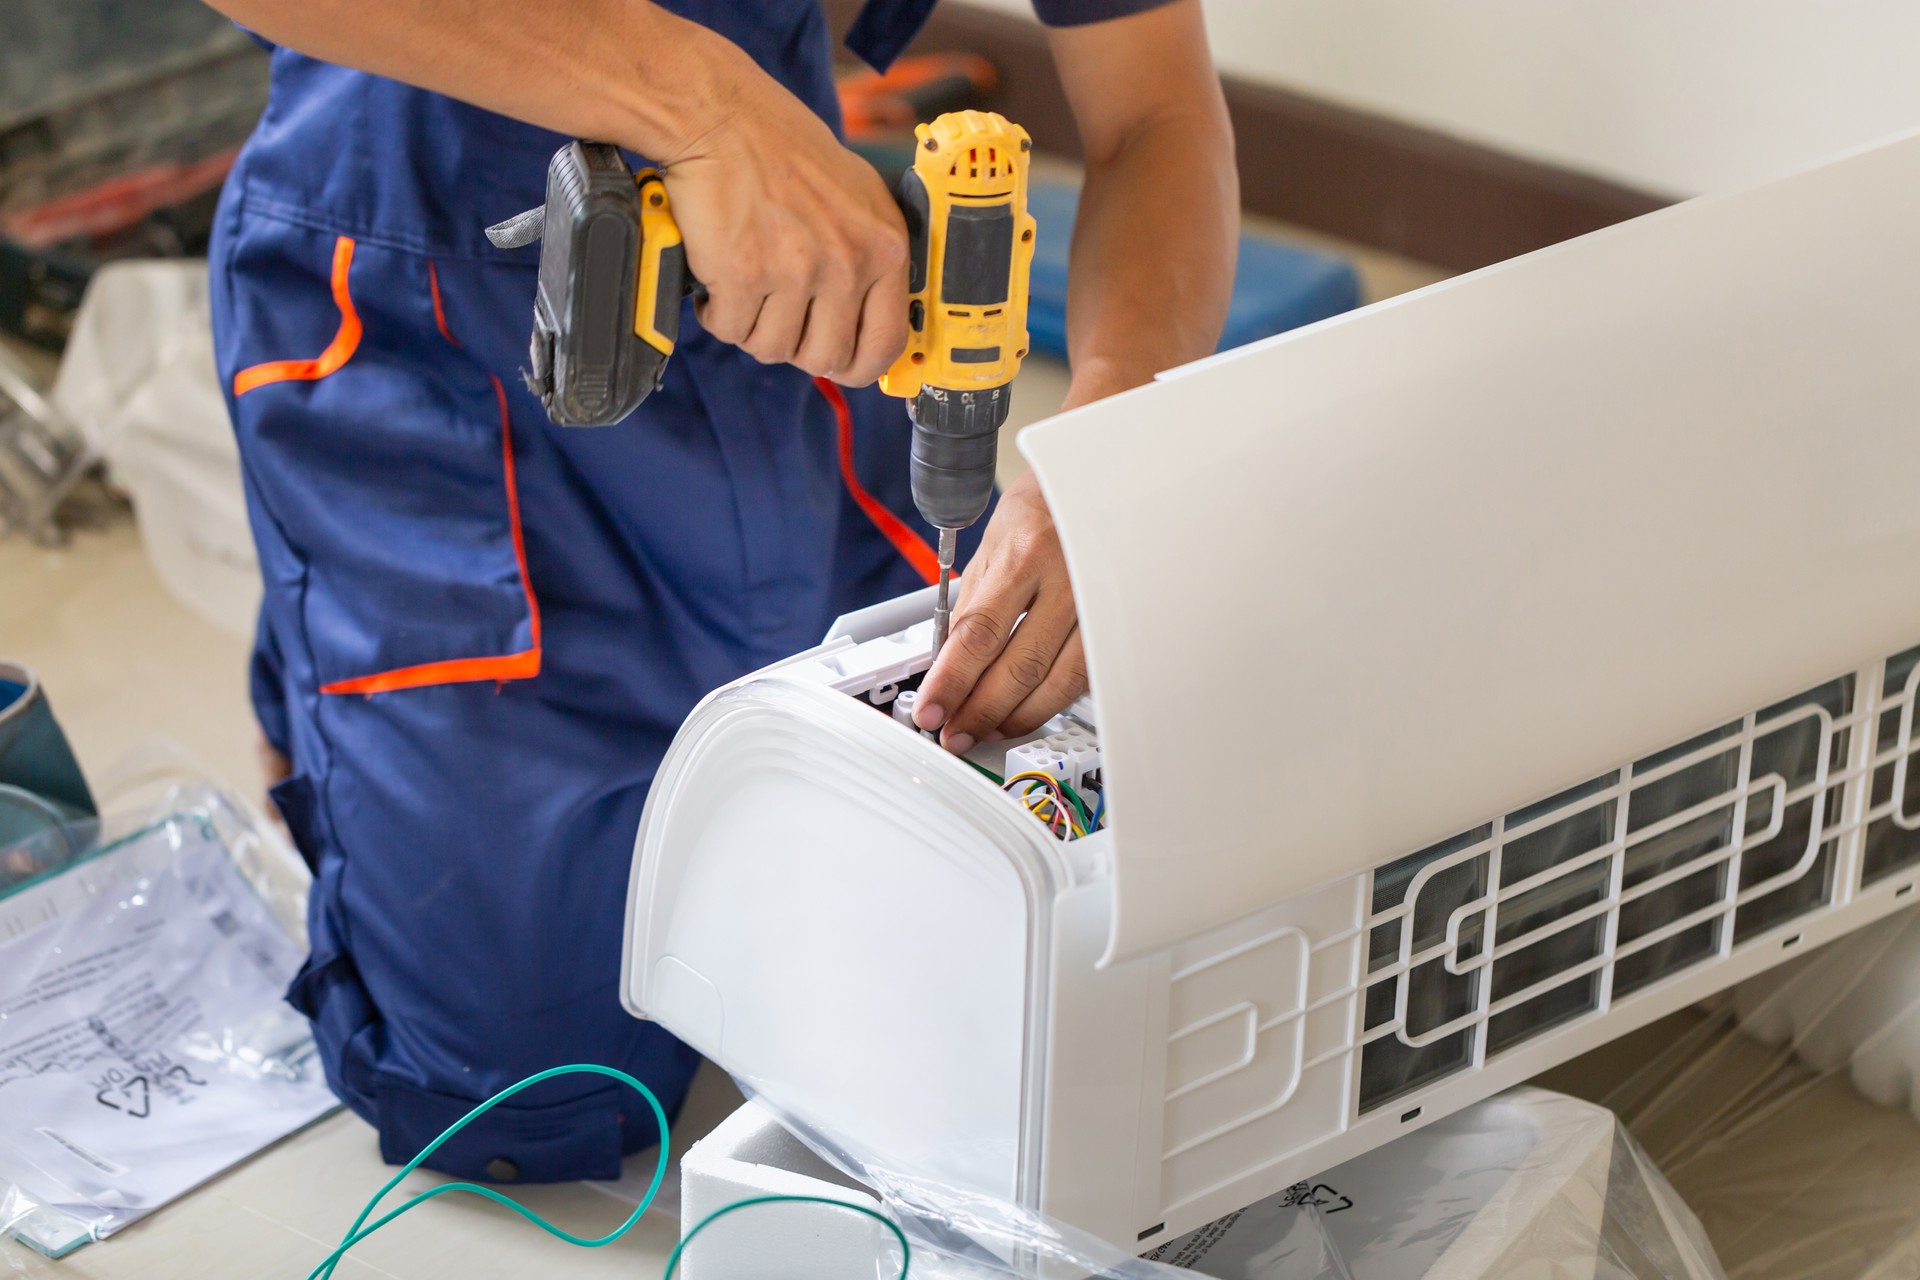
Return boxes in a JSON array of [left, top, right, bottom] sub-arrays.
[[878, 111, 1037, 663]]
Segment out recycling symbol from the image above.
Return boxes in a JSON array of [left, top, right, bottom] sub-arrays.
[[1280, 1181, 1353, 1213], [96, 1075, 151, 1118]]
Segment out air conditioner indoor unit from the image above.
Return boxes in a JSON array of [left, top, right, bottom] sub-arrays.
[[622, 130, 1920, 1253]]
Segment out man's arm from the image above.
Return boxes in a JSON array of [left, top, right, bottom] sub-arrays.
[[203, 0, 910, 383], [914, 0, 1237, 751], [1047, 0, 1239, 411]]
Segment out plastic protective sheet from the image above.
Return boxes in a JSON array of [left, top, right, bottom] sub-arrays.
[[728, 1077, 1723, 1280], [0, 746, 323, 1263], [49, 260, 259, 639], [1580, 903, 1920, 1280]]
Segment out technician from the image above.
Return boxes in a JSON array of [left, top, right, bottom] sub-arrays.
[[202, 0, 1236, 1181]]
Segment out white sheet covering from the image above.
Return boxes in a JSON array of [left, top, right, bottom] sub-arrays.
[[50, 261, 258, 639]]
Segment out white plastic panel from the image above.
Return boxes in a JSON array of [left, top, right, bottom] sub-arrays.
[[1121, 640, 1920, 1242], [625, 679, 1060, 1201], [1158, 878, 1366, 1210], [1019, 131, 1920, 962]]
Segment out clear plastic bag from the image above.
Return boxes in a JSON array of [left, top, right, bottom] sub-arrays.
[[0, 744, 326, 1262], [84, 739, 308, 948], [1135, 1089, 1720, 1280], [1577, 903, 1920, 1280], [707, 1075, 1723, 1280]]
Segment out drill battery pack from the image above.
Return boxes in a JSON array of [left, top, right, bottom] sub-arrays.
[[508, 142, 688, 427]]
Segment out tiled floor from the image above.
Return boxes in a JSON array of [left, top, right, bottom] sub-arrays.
[[1, 505, 257, 802]]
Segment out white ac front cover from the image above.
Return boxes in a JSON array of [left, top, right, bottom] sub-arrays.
[[1020, 131, 1920, 964]]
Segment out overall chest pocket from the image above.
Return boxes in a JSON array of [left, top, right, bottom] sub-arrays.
[[221, 216, 541, 695]]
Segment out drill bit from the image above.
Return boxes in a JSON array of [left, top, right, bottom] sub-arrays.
[[932, 526, 958, 661]]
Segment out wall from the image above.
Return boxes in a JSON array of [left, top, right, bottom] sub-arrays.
[[954, 0, 1920, 198]]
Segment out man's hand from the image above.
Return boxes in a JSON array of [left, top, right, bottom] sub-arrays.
[[911, 361, 1151, 753], [913, 470, 1084, 754], [202, 0, 912, 386], [662, 53, 911, 385], [916, 0, 1236, 754]]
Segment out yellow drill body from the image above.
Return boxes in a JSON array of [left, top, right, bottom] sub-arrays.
[[879, 111, 1037, 661], [880, 111, 1036, 406]]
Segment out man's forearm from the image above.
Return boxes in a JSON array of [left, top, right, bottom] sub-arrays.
[[1061, 111, 1237, 407], [206, 0, 915, 387], [204, 0, 747, 163], [1045, 1, 1237, 410]]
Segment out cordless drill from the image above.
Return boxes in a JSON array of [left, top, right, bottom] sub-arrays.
[[878, 111, 1037, 661], [492, 113, 1036, 661]]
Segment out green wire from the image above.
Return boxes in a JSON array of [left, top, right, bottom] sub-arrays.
[[963, 751, 1096, 834], [992, 761, 1097, 835], [963, 758, 1005, 785], [307, 1063, 912, 1280], [1055, 777, 1096, 830]]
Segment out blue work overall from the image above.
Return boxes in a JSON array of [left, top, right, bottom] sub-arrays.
[[210, 0, 1152, 1182]]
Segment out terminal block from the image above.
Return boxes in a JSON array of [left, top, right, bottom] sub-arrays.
[[1004, 725, 1101, 790]]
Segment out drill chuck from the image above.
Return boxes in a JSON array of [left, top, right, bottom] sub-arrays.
[[910, 384, 1010, 531]]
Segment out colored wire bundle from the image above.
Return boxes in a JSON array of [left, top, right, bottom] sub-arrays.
[[963, 754, 1103, 839], [307, 1064, 909, 1280], [1004, 770, 1095, 839]]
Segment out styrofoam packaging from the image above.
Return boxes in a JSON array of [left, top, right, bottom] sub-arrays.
[[677, 1103, 891, 1280], [1733, 904, 1920, 1122], [1570, 903, 1920, 1276], [626, 131, 1920, 1251]]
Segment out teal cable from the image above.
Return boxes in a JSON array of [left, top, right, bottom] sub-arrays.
[[309, 1064, 665, 1280], [310, 1063, 911, 1280]]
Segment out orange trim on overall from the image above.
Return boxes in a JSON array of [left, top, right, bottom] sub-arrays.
[[320, 375, 543, 695], [814, 376, 940, 586], [234, 236, 363, 395], [427, 260, 462, 348]]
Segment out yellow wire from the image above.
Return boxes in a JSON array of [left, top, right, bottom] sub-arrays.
[[1022, 790, 1065, 837], [1008, 773, 1085, 838], [1005, 771, 1092, 836], [1018, 787, 1061, 836]]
